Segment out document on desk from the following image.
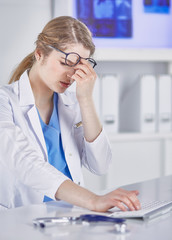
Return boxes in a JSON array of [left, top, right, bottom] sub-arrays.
[[109, 200, 172, 220]]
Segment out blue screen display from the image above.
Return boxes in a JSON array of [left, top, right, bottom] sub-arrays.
[[74, 0, 172, 48], [76, 0, 132, 38], [144, 0, 170, 14]]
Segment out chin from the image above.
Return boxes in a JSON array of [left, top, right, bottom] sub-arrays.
[[54, 88, 66, 94]]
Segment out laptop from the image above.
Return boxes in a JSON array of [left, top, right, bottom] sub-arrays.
[[109, 200, 172, 220]]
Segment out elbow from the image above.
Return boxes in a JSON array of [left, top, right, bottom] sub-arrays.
[[85, 148, 112, 175]]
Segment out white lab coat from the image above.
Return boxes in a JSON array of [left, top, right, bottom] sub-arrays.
[[0, 71, 112, 209]]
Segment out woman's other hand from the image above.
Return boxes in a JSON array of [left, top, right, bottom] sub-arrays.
[[71, 59, 97, 103], [92, 188, 141, 212]]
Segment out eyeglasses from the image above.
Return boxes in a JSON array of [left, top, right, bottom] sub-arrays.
[[48, 45, 97, 68]]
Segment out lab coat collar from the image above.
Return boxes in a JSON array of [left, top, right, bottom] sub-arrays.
[[58, 91, 76, 106], [19, 70, 35, 107]]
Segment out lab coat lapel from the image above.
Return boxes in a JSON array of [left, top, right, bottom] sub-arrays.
[[58, 93, 76, 151], [19, 72, 47, 159], [27, 106, 47, 158], [58, 92, 83, 184]]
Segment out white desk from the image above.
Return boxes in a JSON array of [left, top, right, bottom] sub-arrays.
[[0, 175, 172, 240]]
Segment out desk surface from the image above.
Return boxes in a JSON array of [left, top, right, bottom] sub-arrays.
[[1, 175, 172, 240]]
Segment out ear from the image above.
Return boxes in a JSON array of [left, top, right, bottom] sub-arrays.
[[34, 48, 42, 61]]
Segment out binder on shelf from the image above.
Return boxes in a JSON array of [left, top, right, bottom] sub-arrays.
[[157, 75, 172, 132], [101, 74, 119, 133], [120, 75, 156, 133]]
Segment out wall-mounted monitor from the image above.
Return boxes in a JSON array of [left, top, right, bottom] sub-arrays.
[[76, 0, 132, 38], [55, 0, 172, 61]]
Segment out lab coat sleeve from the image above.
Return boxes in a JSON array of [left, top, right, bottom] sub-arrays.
[[82, 128, 112, 175], [0, 122, 70, 200], [0, 92, 70, 200]]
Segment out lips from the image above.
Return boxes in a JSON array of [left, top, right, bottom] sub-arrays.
[[60, 81, 71, 88]]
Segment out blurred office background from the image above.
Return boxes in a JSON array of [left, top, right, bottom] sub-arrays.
[[1, 0, 172, 192]]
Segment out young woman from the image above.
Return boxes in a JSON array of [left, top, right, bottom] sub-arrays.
[[0, 16, 140, 211]]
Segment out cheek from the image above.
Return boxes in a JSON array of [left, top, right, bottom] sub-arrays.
[[46, 60, 58, 72], [48, 61, 66, 76]]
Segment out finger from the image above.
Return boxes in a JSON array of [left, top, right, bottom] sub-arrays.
[[113, 189, 138, 211], [72, 69, 96, 86], [80, 58, 95, 72], [74, 61, 91, 75], [75, 59, 96, 77], [74, 63, 97, 83], [128, 193, 141, 210], [71, 72, 82, 83], [120, 189, 141, 209], [112, 200, 128, 211], [74, 69, 87, 80], [132, 190, 139, 195], [118, 189, 141, 210], [115, 194, 137, 211]]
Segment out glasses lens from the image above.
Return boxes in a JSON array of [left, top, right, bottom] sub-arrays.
[[66, 53, 80, 66], [87, 58, 97, 68]]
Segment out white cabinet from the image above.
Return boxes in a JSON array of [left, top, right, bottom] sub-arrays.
[[164, 139, 172, 175], [106, 133, 168, 189], [83, 133, 172, 192]]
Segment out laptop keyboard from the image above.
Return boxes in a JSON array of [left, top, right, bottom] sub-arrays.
[[109, 200, 172, 219]]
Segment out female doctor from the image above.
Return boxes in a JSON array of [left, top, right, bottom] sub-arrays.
[[0, 16, 140, 211]]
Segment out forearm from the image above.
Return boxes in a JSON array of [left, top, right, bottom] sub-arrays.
[[72, 60, 102, 142], [55, 180, 97, 210], [55, 180, 141, 212], [79, 97, 102, 142]]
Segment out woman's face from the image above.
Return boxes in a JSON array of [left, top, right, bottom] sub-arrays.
[[36, 43, 91, 94]]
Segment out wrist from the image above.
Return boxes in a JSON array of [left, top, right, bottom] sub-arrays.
[[77, 96, 93, 107], [87, 194, 99, 211], [55, 180, 99, 211]]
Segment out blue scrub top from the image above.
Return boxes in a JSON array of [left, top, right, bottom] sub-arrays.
[[37, 93, 72, 202]]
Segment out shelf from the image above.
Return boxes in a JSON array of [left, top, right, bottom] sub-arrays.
[[107, 132, 172, 142], [95, 48, 172, 62]]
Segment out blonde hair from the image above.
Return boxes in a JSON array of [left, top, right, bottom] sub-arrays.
[[9, 16, 95, 83]]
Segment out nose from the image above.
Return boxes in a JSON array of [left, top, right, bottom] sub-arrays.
[[66, 67, 75, 77], [66, 71, 75, 83]]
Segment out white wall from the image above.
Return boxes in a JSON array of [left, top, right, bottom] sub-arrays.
[[0, 0, 51, 85]]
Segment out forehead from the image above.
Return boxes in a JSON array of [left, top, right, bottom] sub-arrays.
[[64, 44, 90, 58]]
